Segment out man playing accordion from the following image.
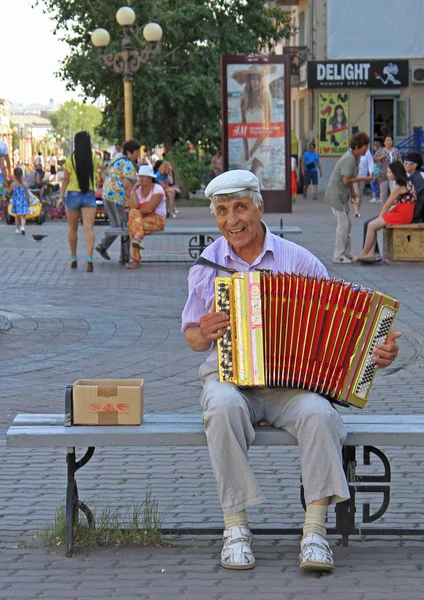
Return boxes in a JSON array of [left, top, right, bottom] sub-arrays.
[[181, 169, 400, 572]]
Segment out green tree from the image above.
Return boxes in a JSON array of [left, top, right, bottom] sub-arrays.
[[49, 100, 108, 153], [38, 0, 295, 148]]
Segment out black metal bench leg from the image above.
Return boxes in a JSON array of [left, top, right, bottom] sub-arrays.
[[120, 235, 130, 264], [66, 447, 77, 557], [65, 446, 96, 557]]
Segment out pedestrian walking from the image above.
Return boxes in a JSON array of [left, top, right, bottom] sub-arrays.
[[4, 167, 29, 234], [155, 160, 177, 218], [57, 131, 102, 271], [95, 138, 141, 264], [374, 135, 401, 203], [301, 143, 322, 200], [210, 149, 223, 178], [34, 152, 44, 170], [353, 147, 374, 217], [369, 140, 381, 202], [48, 152, 57, 180], [0, 141, 11, 184], [291, 155, 298, 203], [324, 132, 373, 264]]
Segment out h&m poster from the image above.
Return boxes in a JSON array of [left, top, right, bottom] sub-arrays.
[[221, 54, 291, 212], [318, 92, 349, 157], [226, 62, 285, 190]]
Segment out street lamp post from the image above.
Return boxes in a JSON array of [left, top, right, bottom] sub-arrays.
[[19, 124, 24, 166], [91, 6, 162, 140]]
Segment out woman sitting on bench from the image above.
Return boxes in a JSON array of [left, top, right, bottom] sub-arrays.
[[355, 161, 417, 264], [126, 165, 166, 269]]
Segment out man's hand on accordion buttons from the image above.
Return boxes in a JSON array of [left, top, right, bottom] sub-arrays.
[[373, 331, 401, 369], [199, 312, 230, 343]]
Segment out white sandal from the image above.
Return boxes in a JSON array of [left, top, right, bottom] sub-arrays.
[[299, 533, 335, 571], [221, 525, 256, 570]]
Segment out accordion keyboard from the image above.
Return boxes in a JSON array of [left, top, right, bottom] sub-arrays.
[[216, 282, 234, 382], [354, 306, 397, 399]]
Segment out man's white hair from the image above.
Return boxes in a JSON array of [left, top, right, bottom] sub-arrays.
[[209, 189, 263, 214]]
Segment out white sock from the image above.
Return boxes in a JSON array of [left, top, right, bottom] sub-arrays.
[[224, 509, 248, 529], [303, 504, 328, 538]]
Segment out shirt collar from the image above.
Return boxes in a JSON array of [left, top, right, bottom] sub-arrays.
[[223, 222, 275, 267]]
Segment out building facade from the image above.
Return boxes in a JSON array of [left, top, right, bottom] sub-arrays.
[[277, 0, 424, 188], [0, 98, 12, 145]]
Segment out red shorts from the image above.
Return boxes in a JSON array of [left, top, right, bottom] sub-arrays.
[[382, 203, 414, 226]]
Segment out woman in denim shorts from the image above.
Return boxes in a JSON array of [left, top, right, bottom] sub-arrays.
[[57, 131, 102, 271]]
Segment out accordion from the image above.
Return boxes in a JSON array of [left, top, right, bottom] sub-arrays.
[[214, 272, 399, 409]]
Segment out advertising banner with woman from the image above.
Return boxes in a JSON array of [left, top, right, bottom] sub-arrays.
[[318, 92, 349, 157], [221, 54, 291, 212]]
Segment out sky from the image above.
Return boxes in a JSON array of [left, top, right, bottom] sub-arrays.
[[1, 0, 81, 106]]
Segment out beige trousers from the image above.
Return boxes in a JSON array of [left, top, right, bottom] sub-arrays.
[[331, 204, 352, 261], [199, 361, 349, 515]]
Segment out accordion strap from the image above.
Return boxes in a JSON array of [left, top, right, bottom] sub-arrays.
[[193, 255, 272, 275], [193, 256, 237, 274]]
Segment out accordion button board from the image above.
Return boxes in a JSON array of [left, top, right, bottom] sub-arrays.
[[214, 272, 399, 409]]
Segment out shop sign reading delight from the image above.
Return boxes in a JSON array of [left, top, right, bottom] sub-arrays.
[[308, 60, 409, 88]]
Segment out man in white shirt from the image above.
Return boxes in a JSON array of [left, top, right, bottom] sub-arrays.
[[352, 148, 374, 218]]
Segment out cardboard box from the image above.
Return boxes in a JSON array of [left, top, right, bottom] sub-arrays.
[[72, 379, 143, 425]]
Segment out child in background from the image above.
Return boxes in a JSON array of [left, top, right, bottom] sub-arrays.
[[5, 167, 29, 235], [370, 140, 382, 203]]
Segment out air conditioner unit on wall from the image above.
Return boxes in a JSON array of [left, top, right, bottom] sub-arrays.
[[411, 67, 424, 84]]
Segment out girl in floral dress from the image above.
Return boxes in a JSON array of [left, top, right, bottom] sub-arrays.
[[5, 167, 29, 234]]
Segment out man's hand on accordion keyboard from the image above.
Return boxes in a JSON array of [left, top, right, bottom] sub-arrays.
[[373, 331, 401, 369], [199, 312, 230, 343], [184, 312, 230, 352]]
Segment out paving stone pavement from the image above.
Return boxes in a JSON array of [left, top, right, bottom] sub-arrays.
[[1, 194, 424, 599]]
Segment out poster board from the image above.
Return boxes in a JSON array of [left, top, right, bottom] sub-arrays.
[[221, 54, 291, 213], [317, 92, 349, 157]]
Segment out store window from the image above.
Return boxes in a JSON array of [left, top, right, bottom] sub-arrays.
[[372, 97, 410, 146], [299, 11, 305, 46]]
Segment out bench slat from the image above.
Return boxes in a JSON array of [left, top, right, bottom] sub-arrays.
[[7, 422, 424, 448], [104, 226, 302, 236], [12, 413, 424, 427]]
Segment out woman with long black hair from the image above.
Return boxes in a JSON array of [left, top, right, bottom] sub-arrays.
[[355, 160, 416, 263], [58, 131, 101, 271]]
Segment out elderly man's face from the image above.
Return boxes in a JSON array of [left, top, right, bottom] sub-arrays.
[[214, 196, 264, 253]]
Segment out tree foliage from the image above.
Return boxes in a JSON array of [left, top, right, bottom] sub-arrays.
[[37, 0, 295, 148], [49, 100, 108, 153]]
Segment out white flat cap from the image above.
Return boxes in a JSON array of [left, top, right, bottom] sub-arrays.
[[205, 169, 260, 199], [138, 165, 157, 178]]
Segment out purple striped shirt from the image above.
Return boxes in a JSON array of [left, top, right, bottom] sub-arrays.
[[181, 224, 328, 360]]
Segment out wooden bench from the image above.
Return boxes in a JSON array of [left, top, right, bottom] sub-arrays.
[[383, 223, 424, 262], [6, 412, 424, 556], [104, 223, 302, 260]]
